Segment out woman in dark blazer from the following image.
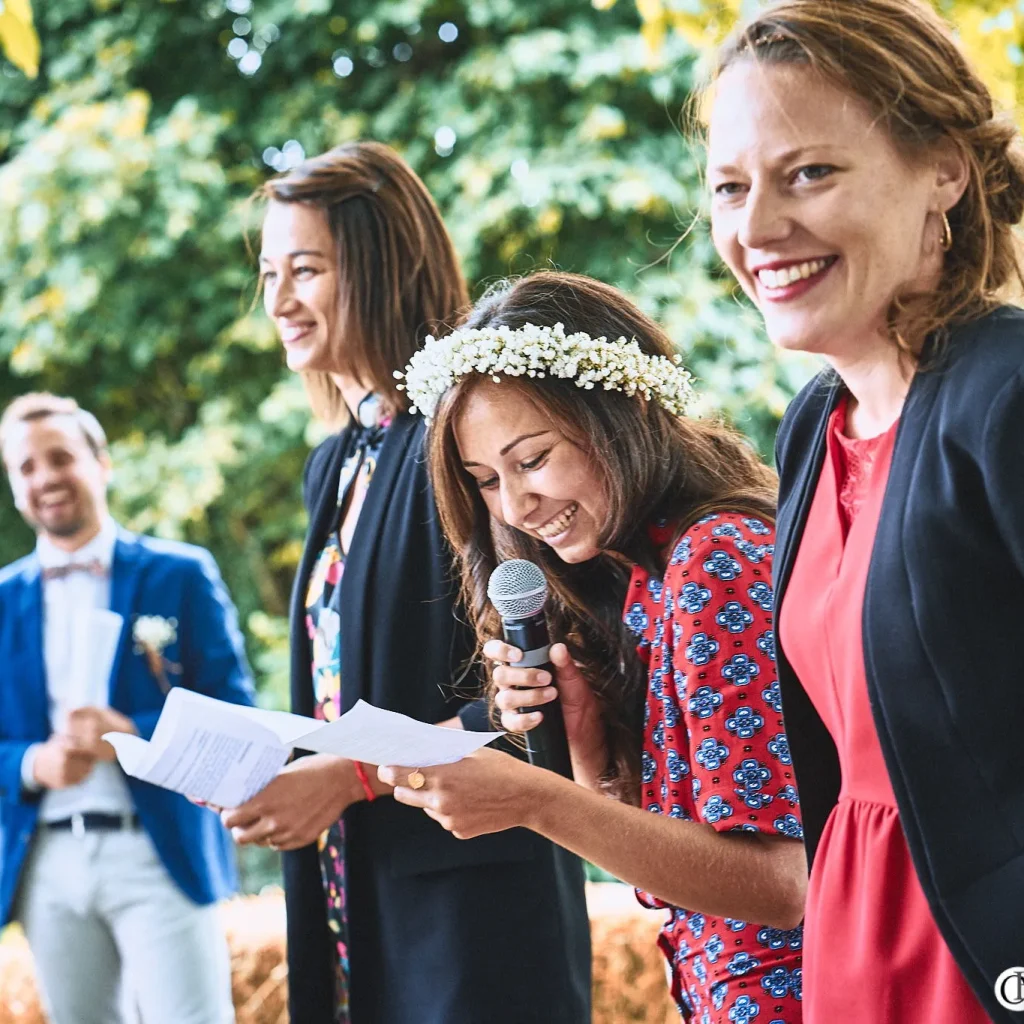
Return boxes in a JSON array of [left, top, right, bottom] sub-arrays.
[[773, 310, 1024, 1021], [222, 142, 590, 1024], [702, 1, 1024, 1021]]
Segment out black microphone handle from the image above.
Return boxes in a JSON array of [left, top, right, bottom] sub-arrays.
[[501, 611, 573, 780]]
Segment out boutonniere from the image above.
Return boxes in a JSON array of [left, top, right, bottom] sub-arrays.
[[132, 615, 182, 694]]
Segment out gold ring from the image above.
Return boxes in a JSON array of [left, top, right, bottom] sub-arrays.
[[407, 770, 426, 790]]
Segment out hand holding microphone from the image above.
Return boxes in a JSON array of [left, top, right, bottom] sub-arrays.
[[487, 559, 573, 779], [486, 558, 616, 783], [487, 641, 609, 790], [484, 638, 568, 727]]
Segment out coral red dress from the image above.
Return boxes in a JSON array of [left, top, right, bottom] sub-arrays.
[[625, 512, 803, 1024], [779, 398, 989, 1022]]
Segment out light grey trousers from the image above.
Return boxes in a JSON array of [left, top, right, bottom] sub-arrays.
[[14, 827, 235, 1024]]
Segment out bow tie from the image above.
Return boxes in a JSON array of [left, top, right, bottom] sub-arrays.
[[41, 558, 108, 582]]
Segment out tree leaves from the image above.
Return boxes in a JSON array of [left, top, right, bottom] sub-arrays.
[[634, 0, 1024, 128], [0, 0, 816, 710], [0, 0, 40, 79]]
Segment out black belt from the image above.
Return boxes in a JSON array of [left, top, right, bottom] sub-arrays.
[[46, 813, 140, 837]]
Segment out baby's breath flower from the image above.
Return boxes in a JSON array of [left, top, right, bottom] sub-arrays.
[[133, 615, 177, 653], [395, 323, 694, 421]]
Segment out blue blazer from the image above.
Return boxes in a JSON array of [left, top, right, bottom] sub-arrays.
[[0, 528, 255, 924]]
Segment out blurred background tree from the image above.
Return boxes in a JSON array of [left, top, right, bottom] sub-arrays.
[[0, 0, 801, 716], [633, 0, 1024, 122], [0, 0, 40, 78], [2, 0, 1017, 887]]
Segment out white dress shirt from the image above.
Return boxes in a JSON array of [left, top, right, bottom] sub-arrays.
[[21, 517, 135, 821]]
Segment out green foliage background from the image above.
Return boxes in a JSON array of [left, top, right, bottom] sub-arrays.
[[0, 0, 815, 886]]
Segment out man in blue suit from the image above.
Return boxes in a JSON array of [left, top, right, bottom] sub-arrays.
[[0, 392, 255, 1024]]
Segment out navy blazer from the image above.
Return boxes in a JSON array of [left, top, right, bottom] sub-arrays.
[[0, 528, 255, 924], [774, 306, 1024, 1023], [283, 413, 591, 1024]]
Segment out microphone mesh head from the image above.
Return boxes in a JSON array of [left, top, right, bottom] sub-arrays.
[[487, 559, 548, 619]]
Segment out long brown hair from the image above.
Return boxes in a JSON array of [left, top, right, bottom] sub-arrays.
[[700, 0, 1024, 358], [427, 272, 776, 794], [259, 141, 469, 424]]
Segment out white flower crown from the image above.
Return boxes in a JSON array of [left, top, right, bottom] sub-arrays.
[[394, 322, 695, 420]]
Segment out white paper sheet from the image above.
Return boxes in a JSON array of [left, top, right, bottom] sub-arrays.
[[104, 689, 503, 808], [299, 701, 506, 766], [57, 609, 124, 729], [88, 609, 125, 702]]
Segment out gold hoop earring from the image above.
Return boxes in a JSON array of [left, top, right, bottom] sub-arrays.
[[940, 211, 953, 252]]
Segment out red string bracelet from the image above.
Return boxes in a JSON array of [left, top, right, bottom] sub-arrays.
[[353, 761, 376, 802]]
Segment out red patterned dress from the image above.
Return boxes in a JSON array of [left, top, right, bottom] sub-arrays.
[[623, 511, 804, 1024]]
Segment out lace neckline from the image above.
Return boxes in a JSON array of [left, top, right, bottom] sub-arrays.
[[831, 398, 898, 529]]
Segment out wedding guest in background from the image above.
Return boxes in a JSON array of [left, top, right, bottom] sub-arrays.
[[0, 392, 253, 1024], [223, 142, 590, 1024], [699, 0, 1024, 1019], [380, 271, 806, 1024]]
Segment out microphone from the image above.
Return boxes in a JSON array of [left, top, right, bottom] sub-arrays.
[[487, 559, 573, 779]]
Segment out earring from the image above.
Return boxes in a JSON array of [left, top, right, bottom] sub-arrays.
[[939, 211, 953, 252]]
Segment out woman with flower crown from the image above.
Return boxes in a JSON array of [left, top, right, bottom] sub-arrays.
[[379, 271, 806, 1024]]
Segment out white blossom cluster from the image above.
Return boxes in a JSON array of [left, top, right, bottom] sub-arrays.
[[395, 322, 695, 420], [132, 614, 178, 653]]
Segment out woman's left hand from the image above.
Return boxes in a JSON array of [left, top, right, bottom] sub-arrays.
[[378, 747, 540, 840]]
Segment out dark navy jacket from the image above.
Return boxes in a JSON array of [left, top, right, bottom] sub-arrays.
[[774, 306, 1024, 1023], [0, 529, 255, 923], [283, 413, 591, 1024]]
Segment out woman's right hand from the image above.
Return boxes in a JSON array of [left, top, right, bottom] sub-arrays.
[[484, 640, 607, 789]]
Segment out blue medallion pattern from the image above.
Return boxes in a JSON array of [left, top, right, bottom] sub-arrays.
[[747, 581, 774, 612], [680, 581, 713, 614], [716, 601, 755, 634], [623, 512, 803, 1023], [725, 706, 765, 739]]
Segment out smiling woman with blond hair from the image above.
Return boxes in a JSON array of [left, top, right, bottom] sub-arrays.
[[700, 0, 1024, 1020]]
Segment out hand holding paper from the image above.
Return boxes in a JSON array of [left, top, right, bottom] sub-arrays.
[[51, 608, 124, 736], [66, 705, 137, 761], [104, 688, 504, 808]]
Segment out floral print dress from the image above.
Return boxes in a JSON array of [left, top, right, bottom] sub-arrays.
[[623, 512, 804, 1024], [304, 419, 390, 1024]]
